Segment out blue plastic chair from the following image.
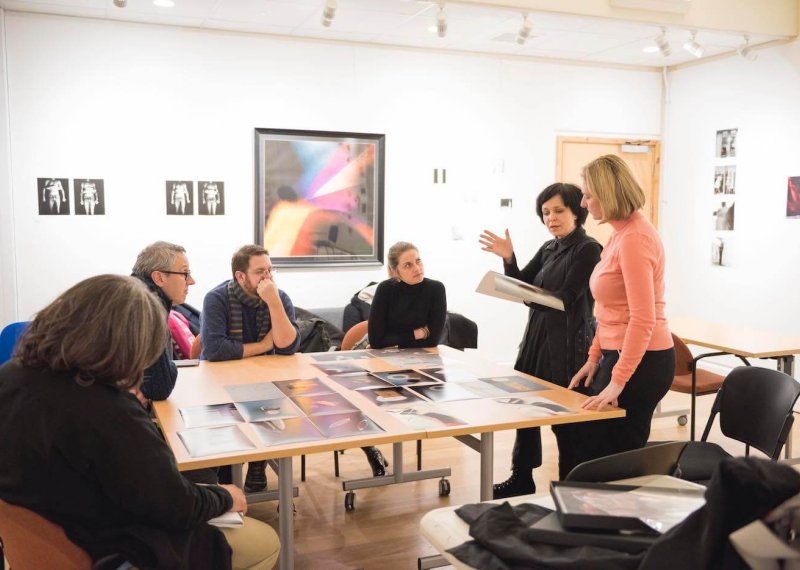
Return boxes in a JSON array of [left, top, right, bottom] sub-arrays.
[[0, 322, 30, 364]]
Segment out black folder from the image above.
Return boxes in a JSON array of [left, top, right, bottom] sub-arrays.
[[527, 512, 657, 553]]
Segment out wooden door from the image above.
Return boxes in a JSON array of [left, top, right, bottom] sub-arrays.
[[556, 137, 661, 246]]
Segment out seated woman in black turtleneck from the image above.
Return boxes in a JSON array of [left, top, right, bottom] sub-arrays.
[[368, 241, 447, 349], [356, 241, 447, 477]]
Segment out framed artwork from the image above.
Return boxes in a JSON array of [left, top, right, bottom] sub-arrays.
[[255, 128, 385, 267]]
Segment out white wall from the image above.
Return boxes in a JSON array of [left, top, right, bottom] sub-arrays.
[[662, 39, 800, 363], [1, 12, 662, 361]]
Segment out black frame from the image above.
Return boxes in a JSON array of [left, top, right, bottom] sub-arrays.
[[254, 128, 385, 267]]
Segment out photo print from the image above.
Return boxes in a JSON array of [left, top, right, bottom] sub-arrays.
[[166, 180, 194, 215], [713, 166, 736, 195], [787, 176, 800, 218], [711, 237, 726, 267], [713, 200, 735, 231], [198, 180, 225, 216], [358, 386, 424, 407], [73, 178, 105, 216], [37, 177, 69, 215], [715, 128, 738, 158]]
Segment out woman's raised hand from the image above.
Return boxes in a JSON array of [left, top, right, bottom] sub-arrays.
[[479, 229, 514, 263]]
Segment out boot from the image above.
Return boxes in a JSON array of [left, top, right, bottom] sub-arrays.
[[244, 460, 267, 493], [362, 446, 388, 477], [492, 467, 535, 500]]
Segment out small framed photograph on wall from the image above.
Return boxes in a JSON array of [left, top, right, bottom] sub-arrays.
[[254, 128, 385, 267], [715, 128, 738, 159], [166, 180, 194, 215], [37, 177, 70, 215], [787, 176, 800, 218], [73, 178, 105, 216], [198, 181, 225, 216]]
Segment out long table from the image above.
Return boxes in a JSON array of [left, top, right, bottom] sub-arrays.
[[152, 346, 624, 569]]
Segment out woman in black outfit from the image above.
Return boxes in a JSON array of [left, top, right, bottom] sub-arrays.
[[480, 183, 601, 498], [360, 241, 447, 476], [0, 275, 279, 569]]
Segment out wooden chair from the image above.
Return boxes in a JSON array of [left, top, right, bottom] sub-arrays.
[[340, 321, 368, 351], [669, 333, 749, 440], [189, 334, 202, 359], [0, 498, 92, 570]]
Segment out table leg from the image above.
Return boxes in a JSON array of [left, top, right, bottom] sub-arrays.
[[278, 457, 294, 570], [479, 432, 493, 501], [778, 356, 796, 459]]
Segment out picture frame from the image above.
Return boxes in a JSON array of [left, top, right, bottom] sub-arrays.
[[254, 128, 385, 267]]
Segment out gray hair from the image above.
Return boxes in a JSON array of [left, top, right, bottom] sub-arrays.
[[132, 241, 186, 278]]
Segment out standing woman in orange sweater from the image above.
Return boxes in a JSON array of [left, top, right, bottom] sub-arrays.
[[566, 155, 674, 474]]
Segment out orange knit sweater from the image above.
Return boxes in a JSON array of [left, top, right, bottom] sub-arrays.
[[588, 211, 673, 386]]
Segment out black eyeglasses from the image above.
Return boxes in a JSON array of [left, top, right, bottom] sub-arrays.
[[157, 270, 192, 281]]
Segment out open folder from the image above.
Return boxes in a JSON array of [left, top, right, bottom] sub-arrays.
[[476, 271, 564, 311]]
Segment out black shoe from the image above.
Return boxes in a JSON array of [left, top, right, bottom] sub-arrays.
[[244, 460, 267, 493], [363, 446, 388, 477], [492, 467, 535, 499]]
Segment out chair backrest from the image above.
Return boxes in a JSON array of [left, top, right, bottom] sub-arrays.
[[565, 441, 688, 483], [0, 498, 92, 569], [439, 312, 478, 350], [0, 321, 30, 365], [702, 366, 800, 459], [190, 334, 202, 360], [672, 333, 694, 376], [341, 321, 368, 351]]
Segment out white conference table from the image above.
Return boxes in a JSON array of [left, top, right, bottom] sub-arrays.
[[419, 474, 705, 570], [153, 346, 624, 569]]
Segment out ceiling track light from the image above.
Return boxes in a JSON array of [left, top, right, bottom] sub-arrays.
[[683, 30, 705, 58], [516, 13, 533, 45], [436, 3, 447, 39], [654, 27, 671, 57], [737, 35, 757, 61], [321, 0, 337, 28]]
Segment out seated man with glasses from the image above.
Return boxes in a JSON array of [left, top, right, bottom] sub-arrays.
[[201, 244, 300, 492], [131, 240, 196, 404]]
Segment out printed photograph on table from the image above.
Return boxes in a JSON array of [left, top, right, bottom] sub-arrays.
[[715, 128, 737, 158], [329, 371, 392, 391], [37, 177, 70, 215], [386, 402, 467, 429], [493, 396, 574, 416], [178, 424, 256, 458], [410, 382, 481, 402], [358, 386, 425, 406], [275, 377, 333, 397], [73, 178, 105, 215], [292, 392, 359, 416], [712, 166, 736, 195], [179, 403, 244, 428], [787, 176, 800, 218], [312, 362, 365, 376], [479, 375, 547, 393], [713, 200, 735, 231], [166, 180, 194, 215], [371, 369, 441, 387], [310, 350, 375, 363], [234, 397, 302, 423], [225, 381, 284, 402], [198, 181, 225, 216], [419, 366, 480, 383], [309, 411, 384, 438], [251, 417, 325, 446], [255, 128, 385, 267]]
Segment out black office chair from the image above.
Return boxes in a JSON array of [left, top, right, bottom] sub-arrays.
[[564, 441, 687, 483], [677, 366, 800, 485]]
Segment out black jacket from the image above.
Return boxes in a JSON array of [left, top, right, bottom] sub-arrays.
[[134, 274, 178, 401], [505, 227, 602, 386], [0, 362, 232, 569]]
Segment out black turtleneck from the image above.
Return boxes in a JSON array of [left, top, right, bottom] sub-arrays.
[[368, 278, 447, 349]]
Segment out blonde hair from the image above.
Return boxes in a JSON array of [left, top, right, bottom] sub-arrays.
[[14, 275, 167, 391], [386, 241, 418, 278], [582, 155, 645, 221]]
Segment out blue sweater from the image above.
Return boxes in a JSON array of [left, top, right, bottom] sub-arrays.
[[200, 280, 300, 361]]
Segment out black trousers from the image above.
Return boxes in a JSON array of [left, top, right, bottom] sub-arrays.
[[555, 347, 675, 480]]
